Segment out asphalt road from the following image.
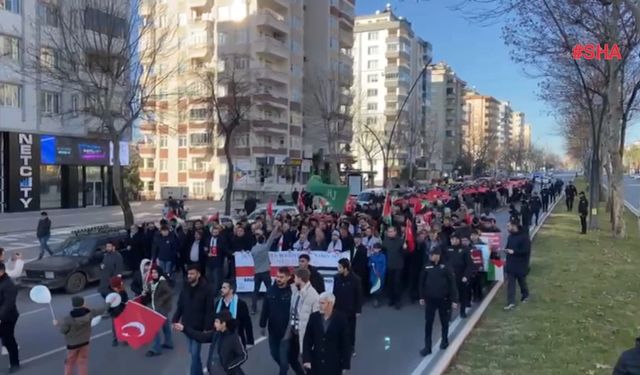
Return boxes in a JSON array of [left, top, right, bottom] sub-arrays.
[[622, 175, 640, 208], [0, 209, 517, 375]]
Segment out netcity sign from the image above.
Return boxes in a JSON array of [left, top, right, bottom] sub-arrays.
[[18, 133, 34, 208], [6, 132, 40, 212]]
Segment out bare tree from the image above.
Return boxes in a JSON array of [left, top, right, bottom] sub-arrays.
[[22, 0, 175, 226], [200, 58, 254, 215], [305, 71, 353, 184], [355, 123, 382, 176]]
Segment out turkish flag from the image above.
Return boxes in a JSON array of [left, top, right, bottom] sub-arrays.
[[266, 199, 273, 218], [113, 301, 166, 349], [405, 218, 415, 253]]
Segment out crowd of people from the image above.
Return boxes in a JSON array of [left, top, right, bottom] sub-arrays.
[[0, 175, 580, 375]]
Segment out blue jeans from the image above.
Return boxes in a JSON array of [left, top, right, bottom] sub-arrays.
[[186, 336, 203, 375], [158, 260, 174, 277], [150, 319, 173, 353], [38, 235, 52, 259], [268, 335, 291, 375]]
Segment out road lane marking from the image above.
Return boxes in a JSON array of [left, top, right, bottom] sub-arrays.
[[20, 308, 46, 317], [20, 330, 112, 365]]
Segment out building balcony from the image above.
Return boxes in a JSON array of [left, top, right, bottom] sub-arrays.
[[188, 170, 214, 180], [188, 0, 213, 9], [188, 42, 213, 59], [189, 16, 214, 33], [254, 93, 289, 108], [138, 144, 156, 155], [257, 9, 288, 34], [139, 122, 156, 133], [339, 31, 354, 49], [139, 170, 156, 179], [254, 66, 289, 85], [338, 52, 353, 67], [253, 119, 288, 131], [255, 36, 289, 61]]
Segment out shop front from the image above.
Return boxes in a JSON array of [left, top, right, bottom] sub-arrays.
[[2, 132, 129, 212]]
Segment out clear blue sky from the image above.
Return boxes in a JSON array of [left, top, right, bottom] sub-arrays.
[[356, 1, 613, 156]]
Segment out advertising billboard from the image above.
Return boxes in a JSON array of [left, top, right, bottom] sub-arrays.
[[40, 135, 113, 166]]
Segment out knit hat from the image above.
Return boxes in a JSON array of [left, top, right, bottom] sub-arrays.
[[110, 275, 123, 289], [72, 296, 84, 308]]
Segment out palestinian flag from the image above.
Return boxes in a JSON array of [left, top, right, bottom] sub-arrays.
[[487, 259, 504, 281]]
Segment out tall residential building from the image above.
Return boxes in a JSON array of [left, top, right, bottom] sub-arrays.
[[523, 123, 532, 152], [138, 0, 321, 200], [463, 89, 501, 166], [352, 5, 432, 185], [1, 0, 130, 212], [428, 62, 466, 174], [510, 111, 525, 150], [498, 101, 513, 152], [302, 0, 355, 168]]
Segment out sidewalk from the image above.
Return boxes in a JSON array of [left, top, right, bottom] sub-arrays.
[[447, 191, 640, 374]]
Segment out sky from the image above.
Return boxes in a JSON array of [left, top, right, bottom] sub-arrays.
[[355, 1, 640, 155]]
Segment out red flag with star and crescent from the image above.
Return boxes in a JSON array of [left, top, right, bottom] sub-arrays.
[[266, 199, 274, 218], [113, 301, 166, 349], [405, 218, 415, 253]]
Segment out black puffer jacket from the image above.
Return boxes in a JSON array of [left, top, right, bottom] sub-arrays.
[[172, 278, 215, 330], [505, 230, 531, 277]]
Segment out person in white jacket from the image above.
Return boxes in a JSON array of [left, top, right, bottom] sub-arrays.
[[290, 267, 319, 369], [326, 231, 343, 253], [0, 249, 23, 279]]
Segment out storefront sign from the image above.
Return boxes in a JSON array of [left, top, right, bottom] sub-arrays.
[[41, 135, 117, 166], [6, 133, 40, 212]]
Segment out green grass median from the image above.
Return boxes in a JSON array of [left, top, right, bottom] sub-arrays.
[[448, 190, 640, 375]]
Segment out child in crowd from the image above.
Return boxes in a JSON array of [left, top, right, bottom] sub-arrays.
[[368, 243, 387, 308]]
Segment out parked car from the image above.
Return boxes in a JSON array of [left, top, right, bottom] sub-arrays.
[[20, 227, 133, 294], [246, 204, 299, 223]]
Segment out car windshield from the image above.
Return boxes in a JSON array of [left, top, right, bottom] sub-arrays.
[[247, 209, 266, 220], [54, 237, 97, 257], [357, 192, 375, 202]]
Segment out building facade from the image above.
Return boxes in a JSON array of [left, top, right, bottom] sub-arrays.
[[0, 0, 129, 212], [139, 0, 354, 200], [352, 5, 432, 185], [428, 62, 466, 174], [463, 90, 501, 169]]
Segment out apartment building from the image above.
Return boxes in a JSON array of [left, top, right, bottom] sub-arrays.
[[498, 101, 513, 153], [0, 0, 130, 212], [428, 62, 466, 174], [523, 123, 532, 152], [302, 0, 355, 169], [139, 0, 354, 200], [352, 5, 432, 185], [463, 89, 501, 167]]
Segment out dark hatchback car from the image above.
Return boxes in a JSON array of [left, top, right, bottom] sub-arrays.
[[21, 228, 134, 294]]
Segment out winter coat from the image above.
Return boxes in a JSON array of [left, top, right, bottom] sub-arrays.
[[578, 197, 589, 216], [350, 245, 369, 293], [382, 236, 406, 270], [302, 311, 351, 375], [332, 272, 362, 316], [172, 278, 216, 330], [98, 251, 124, 296], [613, 338, 640, 375], [152, 233, 179, 263], [0, 274, 18, 323], [149, 277, 173, 317], [131, 258, 152, 296], [443, 245, 473, 280], [291, 282, 320, 352], [184, 328, 247, 375], [37, 217, 51, 238], [216, 297, 254, 347], [505, 230, 531, 277], [59, 305, 108, 349], [368, 251, 387, 291], [308, 265, 325, 294], [259, 283, 292, 340]]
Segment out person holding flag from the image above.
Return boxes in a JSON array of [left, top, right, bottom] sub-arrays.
[[368, 243, 386, 308], [144, 266, 174, 357]]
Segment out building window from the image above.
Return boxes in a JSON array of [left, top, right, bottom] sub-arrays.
[[367, 103, 377, 111], [145, 158, 155, 169], [0, 83, 21, 108], [367, 74, 378, 83], [0, 35, 20, 62], [367, 60, 378, 69], [147, 181, 155, 191], [233, 133, 249, 147], [190, 133, 211, 146], [218, 32, 227, 45], [40, 47, 59, 69], [368, 31, 378, 40], [71, 94, 79, 114], [366, 117, 376, 125], [178, 135, 187, 147], [192, 158, 209, 171], [0, 0, 20, 14], [159, 159, 167, 171], [84, 7, 126, 38], [159, 135, 168, 148], [192, 181, 205, 196], [40, 3, 59, 27], [190, 108, 208, 120], [178, 159, 187, 171], [387, 43, 398, 51], [368, 46, 378, 55], [41, 91, 60, 114], [367, 89, 378, 97], [445, 130, 453, 137]]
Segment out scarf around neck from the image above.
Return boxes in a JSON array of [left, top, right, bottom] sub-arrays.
[[216, 294, 238, 318]]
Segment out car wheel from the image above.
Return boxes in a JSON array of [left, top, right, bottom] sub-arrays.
[[65, 272, 87, 294]]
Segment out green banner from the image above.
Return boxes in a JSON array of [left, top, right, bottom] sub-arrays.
[[306, 175, 350, 212]]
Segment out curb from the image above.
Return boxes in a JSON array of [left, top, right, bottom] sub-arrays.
[[421, 193, 564, 375]]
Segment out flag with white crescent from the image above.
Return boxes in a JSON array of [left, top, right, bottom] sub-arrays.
[[113, 301, 166, 349]]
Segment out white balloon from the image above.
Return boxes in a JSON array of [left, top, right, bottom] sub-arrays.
[[90, 315, 102, 327], [29, 285, 52, 304], [105, 292, 122, 308]]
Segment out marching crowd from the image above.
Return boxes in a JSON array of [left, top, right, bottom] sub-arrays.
[[0, 176, 579, 375]]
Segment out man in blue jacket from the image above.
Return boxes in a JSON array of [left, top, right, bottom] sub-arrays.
[[152, 225, 179, 279]]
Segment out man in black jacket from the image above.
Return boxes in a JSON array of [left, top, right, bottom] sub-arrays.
[[260, 267, 304, 375], [206, 225, 228, 293], [215, 280, 254, 349], [172, 265, 215, 375], [298, 254, 325, 294], [36, 211, 52, 260], [443, 232, 472, 318], [504, 219, 531, 310], [530, 193, 542, 226], [565, 182, 578, 211], [0, 263, 20, 372], [333, 258, 363, 357], [382, 226, 407, 310], [418, 248, 458, 357], [578, 192, 589, 234]]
